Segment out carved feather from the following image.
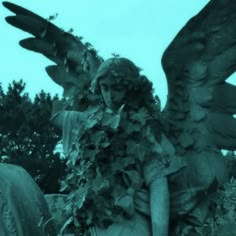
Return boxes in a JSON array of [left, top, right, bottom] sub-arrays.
[[3, 1, 103, 87], [162, 0, 236, 151]]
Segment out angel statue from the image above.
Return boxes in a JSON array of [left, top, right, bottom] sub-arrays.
[[3, 0, 236, 235]]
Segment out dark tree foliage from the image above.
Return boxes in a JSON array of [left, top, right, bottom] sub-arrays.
[[0, 80, 66, 193], [225, 151, 236, 179]]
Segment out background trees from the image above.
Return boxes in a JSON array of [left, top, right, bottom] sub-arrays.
[[0, 80, 66, 193]]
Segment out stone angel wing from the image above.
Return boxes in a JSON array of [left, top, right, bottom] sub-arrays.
[[162, 0, 236, 152], [161, 0, 236, 189], [3, 1, 103, 97]]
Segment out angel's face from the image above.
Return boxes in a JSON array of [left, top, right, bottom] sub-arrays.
[[99, 75, 126, 111]]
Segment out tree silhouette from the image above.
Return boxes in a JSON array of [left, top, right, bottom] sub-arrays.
[[0, 80, 66, 193]]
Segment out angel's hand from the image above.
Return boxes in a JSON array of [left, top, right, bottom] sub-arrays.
[[134, 189, 150, 216]]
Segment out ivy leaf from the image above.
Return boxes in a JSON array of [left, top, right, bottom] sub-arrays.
[[102, 108, 123, 130], [66, 172, 75, 181], [67, 148, 80, 166], [126, 140, 139, 156], [85, 210, 93, 225], [144, 126, 163, 154], [123, 170, 143, 189], [60, 180, 69, 192], [73, 217, 80, 227], [129, 108, 149, 126], [85, 108, 102, 129], [126, 122, 141, 134], [74, 184, 90, 209], [100, 140, 110, 148], [84, 149, 97, 161], [92, 168, 104, 193], [90, 130, 106, 146], [122, 156, 135, 167], [64, 198, 73, 215], [111, 159, 125, 172], [59, 216, 73, 234]]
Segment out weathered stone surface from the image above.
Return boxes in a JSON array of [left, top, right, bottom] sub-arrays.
[[0, 163, 56, 236]]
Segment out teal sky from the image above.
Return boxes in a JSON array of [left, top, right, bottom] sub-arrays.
[[1, 0, 210, 108]]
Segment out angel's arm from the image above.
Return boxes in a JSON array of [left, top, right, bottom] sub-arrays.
[[143, 143, 170, 236], [134, 176, 170, 236], [143, 130, 186, 236], [50, 100, 82, 130], [149, 176, 169, 236]]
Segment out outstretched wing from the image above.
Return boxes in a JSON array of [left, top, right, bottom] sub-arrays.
[[3, 1, 103, 90], [162, 0, 236, 154]]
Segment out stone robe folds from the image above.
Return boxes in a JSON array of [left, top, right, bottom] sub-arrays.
[[0, 164, 56, 236]]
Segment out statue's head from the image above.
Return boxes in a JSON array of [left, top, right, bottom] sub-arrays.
[[92, 57, 142, 110]]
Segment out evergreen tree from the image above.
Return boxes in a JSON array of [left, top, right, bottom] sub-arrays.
[[0, 80, 66, 193]]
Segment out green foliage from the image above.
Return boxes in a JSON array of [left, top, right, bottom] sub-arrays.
[[61, 108, 125, 234], [61, 96, 163, 234], [0, 80, 66, 193]]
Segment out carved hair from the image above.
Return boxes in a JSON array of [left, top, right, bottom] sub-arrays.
[[91, 57, 160, 114], [92, 57, 140, 86]]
